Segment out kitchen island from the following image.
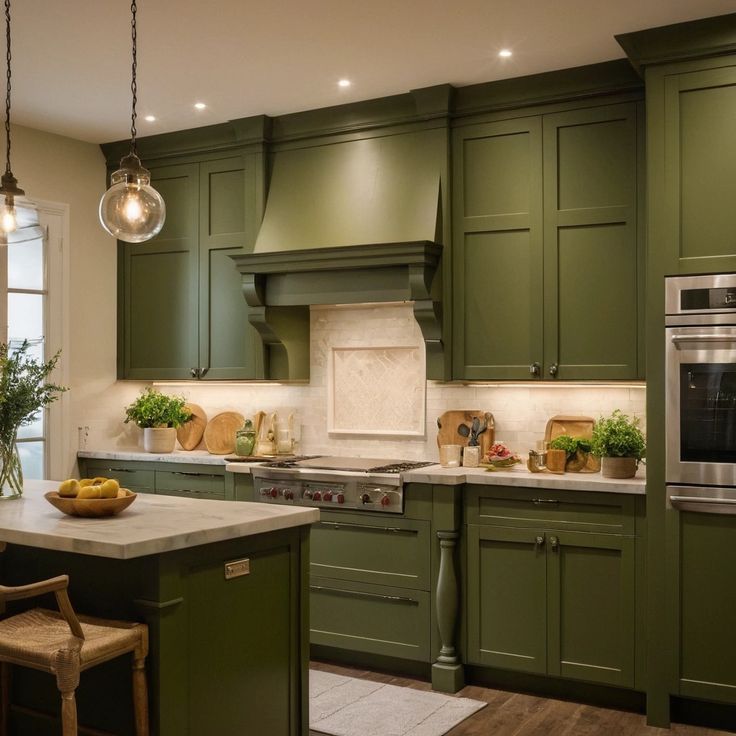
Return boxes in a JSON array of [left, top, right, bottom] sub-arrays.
[[0, 481, 319, 736]]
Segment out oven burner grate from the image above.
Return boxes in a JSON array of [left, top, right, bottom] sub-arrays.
[[367, 461, 435, 474]]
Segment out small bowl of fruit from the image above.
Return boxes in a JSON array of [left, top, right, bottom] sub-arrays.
[[45, 477, 137, 517], [482, 442, 522, 471]]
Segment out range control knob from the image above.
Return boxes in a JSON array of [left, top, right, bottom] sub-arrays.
[[336, 493, 345, 504], [312, 491, 322, 502], [323, 491, 333, 502], [269, 487, 278, 499], [303, 490, 313, 500], [283, 490, 294, 500], [380, 494, 391, 507], [361, 493, 371, 505]]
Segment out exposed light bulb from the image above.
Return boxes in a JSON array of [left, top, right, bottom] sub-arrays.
[[144, 115, 156, 122], [123, 190, 144, 222], [0, 198, 17, 233]]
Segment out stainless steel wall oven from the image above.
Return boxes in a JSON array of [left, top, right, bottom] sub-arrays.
[[666, 274, 736, 492]]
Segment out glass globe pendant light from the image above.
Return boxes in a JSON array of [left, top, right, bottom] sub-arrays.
[[99, 0, 165, 243]]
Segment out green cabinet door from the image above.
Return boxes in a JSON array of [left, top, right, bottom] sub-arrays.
[[452, 118, 544, 380], [542, 103, 640, 380], [671, 510, 736, 704], [547, 530, 635, 688], [659, 64, 736, 275], [121, 163, 200, 380], [466, 524, 547, 674], [198, 156, 260, 379]]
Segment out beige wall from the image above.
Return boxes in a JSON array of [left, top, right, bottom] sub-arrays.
[[12, 124, 144, 476]]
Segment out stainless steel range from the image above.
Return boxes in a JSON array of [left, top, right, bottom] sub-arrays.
[[250, 456, 434, 514]]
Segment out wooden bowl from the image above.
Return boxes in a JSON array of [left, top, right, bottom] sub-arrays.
[[44, 489, 137, 517]]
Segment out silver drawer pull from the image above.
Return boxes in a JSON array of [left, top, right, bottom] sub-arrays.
[[309, 585, 418, 605], [532, 498, 559, 504], [320, 521, 412, 534], [170, 471, 221, 479], [105, 467, 135, 473], [670, 495, 736, 507]]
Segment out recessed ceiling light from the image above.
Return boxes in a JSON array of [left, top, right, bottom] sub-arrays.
[[337, 79, 351, 88], [144, 115, 156, 122], [499, 49, 512, 58], [194, 102, 207, 110]]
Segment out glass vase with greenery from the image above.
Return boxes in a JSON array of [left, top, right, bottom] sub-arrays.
[[0, 341, 67, 498]]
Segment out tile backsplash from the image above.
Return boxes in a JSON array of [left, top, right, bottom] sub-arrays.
[[87, 303, 645, 461]]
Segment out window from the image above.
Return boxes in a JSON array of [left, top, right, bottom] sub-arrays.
[[1, 202, 68, 480]]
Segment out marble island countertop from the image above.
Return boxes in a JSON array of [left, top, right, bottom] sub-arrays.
[[0, 480, 319, 559], [78, 449, 232, 465]]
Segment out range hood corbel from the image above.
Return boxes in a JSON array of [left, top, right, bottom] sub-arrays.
[[232, 241, 443, 381]]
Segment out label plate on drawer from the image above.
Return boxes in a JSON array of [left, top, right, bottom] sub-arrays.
[[225, 558, 250, 579]]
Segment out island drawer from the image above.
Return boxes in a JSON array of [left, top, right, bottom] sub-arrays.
[[465, 485, 636, 535], [155, 469, 226, 499], [310, 513, 430, 590], [80, 462, 155, 492], [310, 576, 430, 662]]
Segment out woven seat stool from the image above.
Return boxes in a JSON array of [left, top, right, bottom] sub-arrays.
[[0, 574, 149, 736]]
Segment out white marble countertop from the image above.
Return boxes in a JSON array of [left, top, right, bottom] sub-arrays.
[[78, 449, 231, 465], [403, 464, 646, 494], [0, 481, 319, 560]]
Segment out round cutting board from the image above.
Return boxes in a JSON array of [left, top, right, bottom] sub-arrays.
[[176, 403, 208, 451], [204, 411, 245, 455]]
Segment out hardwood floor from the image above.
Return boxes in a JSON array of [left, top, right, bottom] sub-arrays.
[[309, 661, 732, 736]]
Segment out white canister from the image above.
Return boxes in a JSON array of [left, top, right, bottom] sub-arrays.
[[462, 445, 480, 468]]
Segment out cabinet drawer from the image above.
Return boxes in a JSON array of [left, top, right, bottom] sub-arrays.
[[155, 469, 226, 499], [310, 514, 430, 590], [81, 462, 155, 493], [465, 485, 635, 535], [310, 576, 430, 662]]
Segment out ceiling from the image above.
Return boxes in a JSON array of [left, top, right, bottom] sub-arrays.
[[10, 0, 736, 144]]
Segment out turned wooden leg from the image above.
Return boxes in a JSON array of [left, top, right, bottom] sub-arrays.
[[60, 688, 78, 736], [0, 662, 10, 736], [132, 628, 149, 736]]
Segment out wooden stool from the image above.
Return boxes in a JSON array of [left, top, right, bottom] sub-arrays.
[[0, 575, 149, 736]]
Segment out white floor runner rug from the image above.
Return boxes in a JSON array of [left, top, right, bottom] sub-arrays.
[[309, 670, 486, 736]]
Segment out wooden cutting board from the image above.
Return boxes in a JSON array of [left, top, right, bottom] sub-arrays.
[[204, 411, 245, 455], [544, 415, 595, 441], [176, 403, 208, 451], [436, 410, 494, 457]]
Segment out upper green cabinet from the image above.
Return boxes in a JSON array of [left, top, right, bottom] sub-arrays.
[[452, 101, 643, 380], [119, 154, 260, 380], [650, 60, 736, 275]]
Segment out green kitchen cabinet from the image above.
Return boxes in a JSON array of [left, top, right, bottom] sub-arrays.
[[465, 486, 638, 688], [78, 457, 234, 500], [452, 101, 642, 380], [667, 506, 736, 704], [119, 155, 260, 380], [650, 61, 736, 275]]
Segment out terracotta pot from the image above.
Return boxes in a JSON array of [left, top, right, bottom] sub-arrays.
[[600, 456, 638, 479], [143, 427, 177, 454]]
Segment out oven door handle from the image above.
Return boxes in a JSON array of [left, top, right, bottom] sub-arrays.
[[670, 495, 736, 509], [670, 333, 736, 345]]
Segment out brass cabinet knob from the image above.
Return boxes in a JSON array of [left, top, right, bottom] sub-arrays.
[[549, 363, 558, 377], [529, 362, 541, 377]]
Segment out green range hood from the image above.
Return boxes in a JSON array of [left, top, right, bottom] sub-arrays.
[[232, 132, 445, 382]]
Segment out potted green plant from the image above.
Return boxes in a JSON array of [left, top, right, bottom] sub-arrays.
[[548, 435, 599, 472], [0, 341, 67, 498], [591, 410, 646, 479], [124, 387, 192, 453]]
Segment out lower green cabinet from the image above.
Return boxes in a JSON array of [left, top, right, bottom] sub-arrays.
[[466, 487, 638, 689], [78, 458, 233, 500], [669, 508, 736, 704]]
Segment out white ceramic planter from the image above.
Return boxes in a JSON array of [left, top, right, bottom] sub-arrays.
[[600, 455, 638, 479], [143, 427, 177, 454]]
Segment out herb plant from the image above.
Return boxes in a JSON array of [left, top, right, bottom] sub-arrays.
[[549, 435, 592, 459], [591, 410, 646, 459], [124, 387, 192, 429], [0, 341, 67, 447]]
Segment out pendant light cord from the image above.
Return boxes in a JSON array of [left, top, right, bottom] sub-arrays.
[[130, 0, 138, 155], [4, 0, 11, 177]]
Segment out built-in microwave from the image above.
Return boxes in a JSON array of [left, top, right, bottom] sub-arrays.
[[666, 274, 736, 487]]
